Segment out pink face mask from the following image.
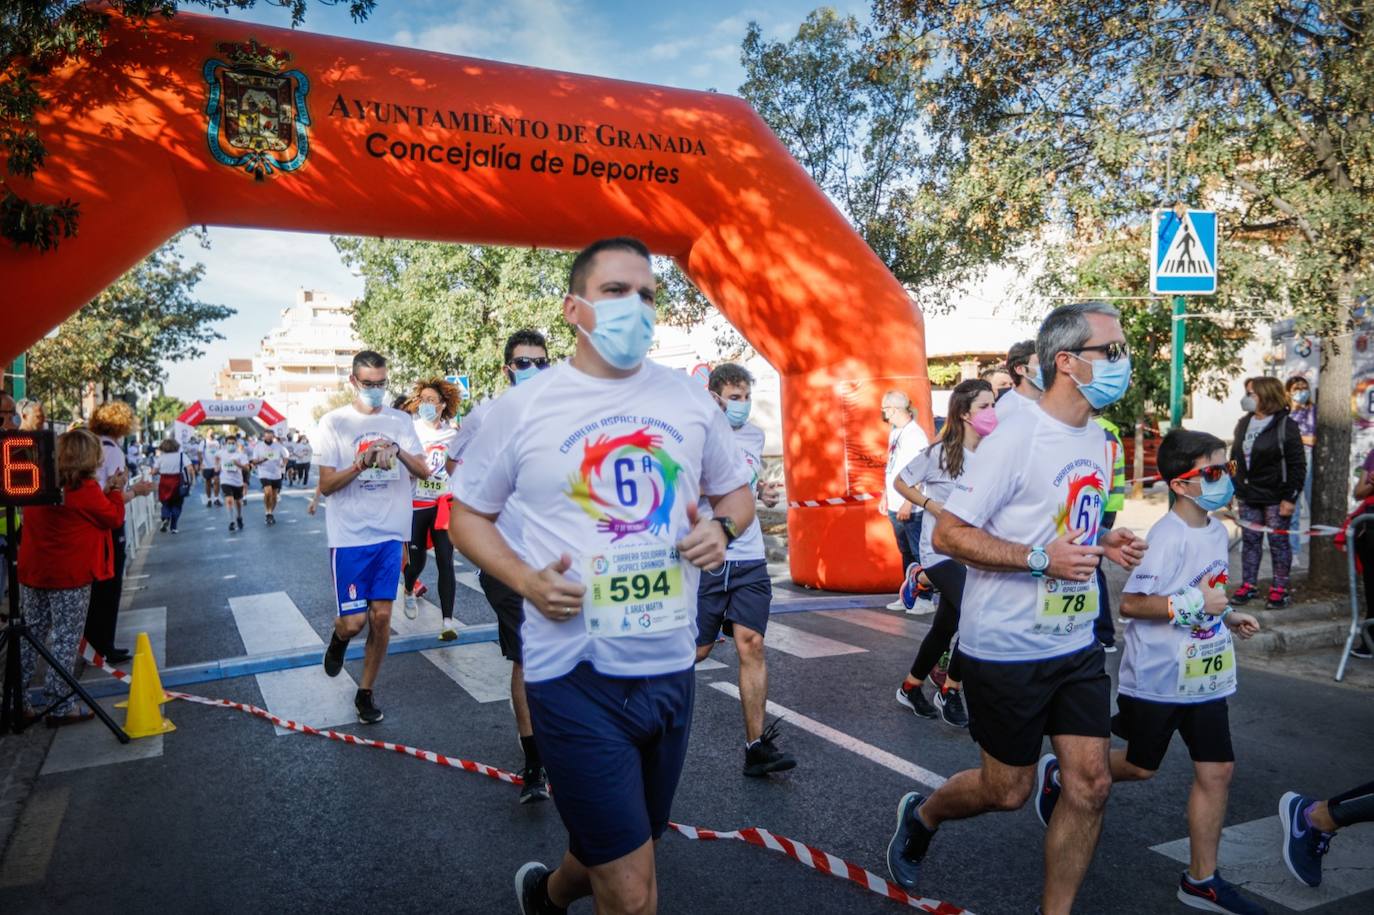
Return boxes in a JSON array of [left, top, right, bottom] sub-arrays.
[[969, 408, 998, 437]]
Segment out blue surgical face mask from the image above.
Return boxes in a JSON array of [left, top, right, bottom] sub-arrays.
[[511, 365, 541, 386], [1292, 389, 1310, 405], [417, 402, 438, 422], [1068, 353, 1132, 409], [575, 294, 655, 370], [1028, 364, 1044, 391], [723, 399, 751, 428], [1189, 473, 1234, 512], [357, 385, 386, 409]]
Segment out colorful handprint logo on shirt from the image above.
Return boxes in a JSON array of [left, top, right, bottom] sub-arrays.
[[566, 427, 683, 541]]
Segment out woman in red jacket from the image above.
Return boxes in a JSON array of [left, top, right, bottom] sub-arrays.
[[18, 428, 126, 726]]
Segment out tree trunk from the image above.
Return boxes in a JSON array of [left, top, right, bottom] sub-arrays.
[[1308, 278, 1356, 590], [1132, 419, 1146, 498]]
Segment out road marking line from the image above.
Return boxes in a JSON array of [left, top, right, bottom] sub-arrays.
[[1151, 814, 1374, 910], [390, 595, 511, 703], [0, 786, 69, 888], [762, 622, 866, 658], [709, 682, 945, 791], [227, 592, 360, 736], [46, 608, 168, 775], [814, 609, 930, 640]]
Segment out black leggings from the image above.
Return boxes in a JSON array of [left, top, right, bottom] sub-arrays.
[[1330, 780, 1374, 828], [908, 560, 966, 684], [405, 504, 455, 617]]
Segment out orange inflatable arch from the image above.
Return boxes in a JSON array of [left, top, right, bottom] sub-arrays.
[[0, 9, 932, 592]]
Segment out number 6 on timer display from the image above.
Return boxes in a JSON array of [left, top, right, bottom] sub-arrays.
[[0, 430, 61, 507]]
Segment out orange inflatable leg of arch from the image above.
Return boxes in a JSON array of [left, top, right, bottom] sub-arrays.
[[0, 9, 932, 592]]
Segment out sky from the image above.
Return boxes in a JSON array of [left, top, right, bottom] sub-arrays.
[[165, 0, 868, 399]]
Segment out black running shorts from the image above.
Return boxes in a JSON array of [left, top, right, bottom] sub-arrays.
[[478, 569, 524, 664], [961, 643, 1111, 767], [1111, 695, 1234, 771]]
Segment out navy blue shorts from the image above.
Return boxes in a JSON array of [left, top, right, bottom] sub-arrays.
[[526, 661, 694, 867], [330, 540, 404, 616], [695, 558, 772, 645]]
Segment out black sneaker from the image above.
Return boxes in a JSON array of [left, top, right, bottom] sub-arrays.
[[515, 861, 565, 915], [215, 498, 223, 506], [886, 791, 934, 890], [236, 516, 244, 530], [744, 719, 797, 777], [1351, 643, 1373, 660], [519, 766, 550, 804], [896, 683, 937, 719], [228, 522, 236, 533], [323, 633, 349, 677], [159, 520, 169, 532], [355, 688, 383, 724], [933, 688, 969, 728]]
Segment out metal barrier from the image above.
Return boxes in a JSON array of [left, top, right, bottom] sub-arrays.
[[123, 491, 157, 560], [1337, 513, 1374, 682]]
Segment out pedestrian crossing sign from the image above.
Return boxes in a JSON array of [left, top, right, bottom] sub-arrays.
[[1150, 208, 1217, 295], [445, 374, 471, 401]]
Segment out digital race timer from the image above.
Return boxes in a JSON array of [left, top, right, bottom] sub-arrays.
[[0, 430, 61, 506]]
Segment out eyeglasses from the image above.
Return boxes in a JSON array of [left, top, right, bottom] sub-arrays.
[[1069, 341, 1131, 363], [509, 357, 551, 371], [355, 378, 388, 390], [1176, 460, 1237, 484]]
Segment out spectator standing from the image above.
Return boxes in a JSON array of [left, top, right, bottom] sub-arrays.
[[881, 390, 930, 610], [17, 398, 45, 431], [1231, 376, 1306, 609], [1350, 455, 1374, 659], [0, 392, 17, 430], [1286, 376, 1316, 554], [155, 438, 191, 533], [17, 429, 126, 726], [126, 437, 142, 475]]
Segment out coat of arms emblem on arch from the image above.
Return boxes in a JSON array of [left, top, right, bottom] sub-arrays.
[[203, 39, 311, 180]]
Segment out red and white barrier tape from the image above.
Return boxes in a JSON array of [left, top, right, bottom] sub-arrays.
[[1218, 513, 1342, 538], [788, 492, 880, 509], [77, 640, 967, 914]]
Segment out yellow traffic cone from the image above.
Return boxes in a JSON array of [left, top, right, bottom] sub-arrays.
[[114, 632, 176, 738]]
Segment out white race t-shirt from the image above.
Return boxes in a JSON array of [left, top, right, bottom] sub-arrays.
[[218, 447, 250, 486], [899, 444, 974, 569], [183, 439, 203, 461], [413, 419, 459, 506], [451, 397, 494, 465], [943, 404, 1114, 662], [156, 451, 186, 476], [995, 387, 1036, 422], [698, 420, 767, 562], [204, 442, 221, 470], [885, 421, 929, 511], [453, 360, 752, 683], [1120, 511, 1235, 703], [98, 437, 126, 487], [449, 395, 526, 552], [316, 405, 424, 548], [253, 441, 290, 480], [295, 440, 313, 462]]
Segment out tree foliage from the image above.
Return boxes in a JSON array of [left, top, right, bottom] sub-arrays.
[[26, 232, 234, 416], [1, 1, 374, 249], [148, 393, 187, 426]]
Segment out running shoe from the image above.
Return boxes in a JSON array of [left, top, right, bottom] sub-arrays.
[[215, 498, 222, 506], [323, 633, 349, 677], [1265, 586, 1291, 609], [1279, 791, 1333, 888], [886, 791, 934, 891], [206, 499, 212, 507], [159, 520, 169, 532], [1035, 753, 1061, 828], [438, 618, 459, 642], [266, 513, 275, 526], [1177, 869, 1267, 914], [744, 718, 797, 777], [515, 862, 564, 915], [933, 687, 968, 728], [519, 766, 550, 804], [413, 581, 429, 599], [1230, 582, 1259, 604], [896, 683, 937, 719], [1100, 641, 1118, 653], [236, 517, 244, 530], [355, 688, 383, 724], [228, 522, 236, 533], [1351, 641, 1373, 660], [170, 528, 178, 534], [899, 563, 924, 609], [886, 597, 906, 611], [403, 591, 418, 620]]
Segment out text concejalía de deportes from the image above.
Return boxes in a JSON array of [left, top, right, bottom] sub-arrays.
[[364, 133, 684, 184]]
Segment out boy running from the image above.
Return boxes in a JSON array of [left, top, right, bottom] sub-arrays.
[[1038, 428, 1264, 914]]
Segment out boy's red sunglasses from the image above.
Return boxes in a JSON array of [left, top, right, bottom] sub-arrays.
[[1176, 460, 1237, 483]]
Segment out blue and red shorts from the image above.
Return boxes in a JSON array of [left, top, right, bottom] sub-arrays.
[[330, 540, 404, 616]]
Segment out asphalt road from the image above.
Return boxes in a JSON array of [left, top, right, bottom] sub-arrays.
[[3, 481, 1371, 915]]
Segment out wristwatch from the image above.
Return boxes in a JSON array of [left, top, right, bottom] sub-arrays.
[[1027, 545, 1050, 578], [712, 516, 739, 543]]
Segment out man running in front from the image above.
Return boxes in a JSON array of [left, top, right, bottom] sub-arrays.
[[251, 428, 290, 525], [450, 237, 755, 915], [317, 350, 429, 724], [887, 301, 1148, 915]]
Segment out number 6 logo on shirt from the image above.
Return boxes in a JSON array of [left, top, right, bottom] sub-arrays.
[[1062, 471, 1106, 546]]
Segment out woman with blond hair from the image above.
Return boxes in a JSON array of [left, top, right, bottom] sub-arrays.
[[399, 377, 461, 632], [1231, 376, 1307, 609], [84, 400, 153, 663], [17, 429, 126, 725]]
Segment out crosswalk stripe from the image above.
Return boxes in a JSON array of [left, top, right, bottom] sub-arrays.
[[813, 609, 930, 640], [227, 592, 361, 736], [390, 594, 511, 703], [44, 607, 168, 775], [762, 621, 866, 659]]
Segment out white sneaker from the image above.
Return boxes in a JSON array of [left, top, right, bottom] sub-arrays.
[[886, 598, 905, 611], [403, 592, 418, 620], [438, 618, 459, 642], [906, 597, 936, 616]]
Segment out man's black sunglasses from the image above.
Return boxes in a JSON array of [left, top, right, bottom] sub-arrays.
[[509, 357, 551, 371], [1069, 341, 1130, 363]]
